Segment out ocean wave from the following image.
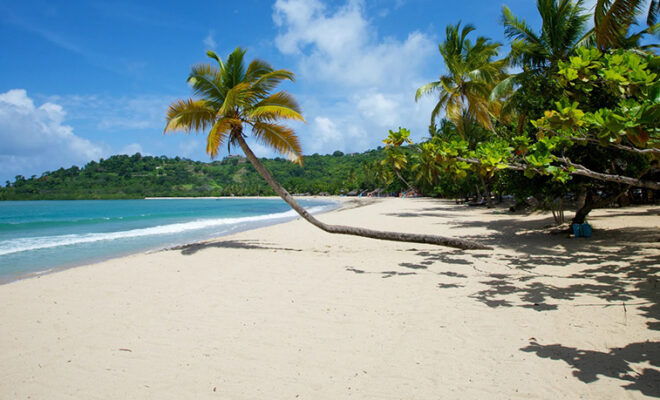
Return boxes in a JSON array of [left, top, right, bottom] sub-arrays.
[[0, 214, 158, 231], [0, 205, 329, 256]]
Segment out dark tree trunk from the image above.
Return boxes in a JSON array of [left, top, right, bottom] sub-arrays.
[[479, 176, 493, 208], [236, 136, 490, 250], [571, 193, 594, 225], [571, 189, 628, 225]]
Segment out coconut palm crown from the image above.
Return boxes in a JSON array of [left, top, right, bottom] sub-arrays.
[[164, 47, 305, 164], [502, 0, 589, 68], [415, 23, 505, 134], [590, 0, 659, 50]]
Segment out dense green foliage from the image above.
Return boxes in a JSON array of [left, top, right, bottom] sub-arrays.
[[0, 150, 386, 200], [381, 0, 658, 223]]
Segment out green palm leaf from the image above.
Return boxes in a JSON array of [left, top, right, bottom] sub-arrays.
[[164, 99, 216, 133], [165, 47, 305, 163], [251, 122, 303, 164], [206, 118, 235, 158]]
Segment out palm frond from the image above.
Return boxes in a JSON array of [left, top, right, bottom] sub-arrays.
[[187, 64, 225, 104], [251, 122, 303, 165], [223, 47, 247, 88], [244, 59, 273, 82], [502, 6, 544, 47], [206, 118, 235, 158], [164, 99, 216, 133], [595, 0, 646, 49], [206, 50, 225, 71], [251, 69, 296, 98], [649, 0, 659, 26], [248, 106, 305, 123], [219, 82, 255, 116], [415, 81, 442, 101], [490, 75, 518, 101], [429, 94, 447, 126], [248, 91, 304, 122]]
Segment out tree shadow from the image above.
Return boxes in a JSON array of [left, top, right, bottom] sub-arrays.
[[382, 211, 464, 218], [520, 340, 660, 397], [403, 206, 660, 396], [344, 266, 417, 278], [171, 239, 302, 255], [411, 213, 660, 331]]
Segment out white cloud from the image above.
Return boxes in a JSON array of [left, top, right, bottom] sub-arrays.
[[273, 0, 433, 88], [272, 0, 438, 154], [203, 30, 217, 50], [120, 143, 148, 155], [355, 92, 399, 127], [0, 89, 106, 183]]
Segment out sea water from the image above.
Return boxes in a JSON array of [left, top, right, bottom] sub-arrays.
[[0, 198, 336, 283]]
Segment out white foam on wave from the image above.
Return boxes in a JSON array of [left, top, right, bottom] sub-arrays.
[[0, 205, 330, 256]]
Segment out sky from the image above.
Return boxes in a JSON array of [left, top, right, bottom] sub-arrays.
[[0, 0, 624, 184]]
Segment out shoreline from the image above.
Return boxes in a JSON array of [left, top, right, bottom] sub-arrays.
[[0, 197, 348, 286], [1, 198, 658, 398]]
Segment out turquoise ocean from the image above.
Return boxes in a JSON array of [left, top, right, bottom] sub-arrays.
[[0, 198, 336, 283]]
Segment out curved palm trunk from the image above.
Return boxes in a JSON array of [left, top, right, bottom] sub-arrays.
[[394, 169, 415, 192], [236, 136, 490, 250]]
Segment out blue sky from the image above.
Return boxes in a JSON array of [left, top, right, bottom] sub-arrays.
[[0, 0, 607, 183]]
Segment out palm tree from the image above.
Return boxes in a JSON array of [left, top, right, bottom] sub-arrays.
[[502, 0, 589, 69], [415, 23, 506, 135], [411, 142, 441, 192], [588, 0, 659, 50], [165, 47, 488, 250], [382, 127, 415, 190], [492, 0, 590, 129]]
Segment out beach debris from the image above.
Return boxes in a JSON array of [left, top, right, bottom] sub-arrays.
[[118, 348, 132, 352]]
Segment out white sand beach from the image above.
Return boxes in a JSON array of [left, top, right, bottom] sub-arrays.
[[1, 198, 658, 399]]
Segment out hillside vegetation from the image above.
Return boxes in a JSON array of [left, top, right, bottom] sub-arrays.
[[0, 150, 386, 200]]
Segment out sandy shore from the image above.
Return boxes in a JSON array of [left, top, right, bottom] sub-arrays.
[[1, 198, 658, 399]]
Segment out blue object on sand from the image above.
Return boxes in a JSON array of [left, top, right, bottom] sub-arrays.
[[571, 223, 592, 238], [572, 223, 582, 237]]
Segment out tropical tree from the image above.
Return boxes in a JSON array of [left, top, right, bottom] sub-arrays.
[[493, 0, 594, 134], [424, 49, 660, 223], [589, 0, 659, 50], [382, 127, 415, 190], [416, 23, 506, 134], [502, 0, 589, 69], [411, 142, 441, 192], [165, 47, 488, 250]]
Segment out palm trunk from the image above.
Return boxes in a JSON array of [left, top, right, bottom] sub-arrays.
[[236, 136, 490, 250], [479, 176, 493, 208], [394, 169, 415, 192], [571, 189, 627, 225]]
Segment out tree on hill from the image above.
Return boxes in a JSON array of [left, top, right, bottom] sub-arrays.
[[164, 47, 489, 250]]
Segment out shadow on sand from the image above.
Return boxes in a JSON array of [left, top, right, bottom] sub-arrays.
[[392, 204, 660, 396], [521, 340, 659, 397], [171, 239, 302, 255]]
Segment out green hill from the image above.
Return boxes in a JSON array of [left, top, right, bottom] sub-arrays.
[[0, 149, 386, 200]]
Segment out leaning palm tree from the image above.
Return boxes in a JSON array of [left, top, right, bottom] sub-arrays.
[[165, 47, 488, 250], [415, 23, 506, 135]]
